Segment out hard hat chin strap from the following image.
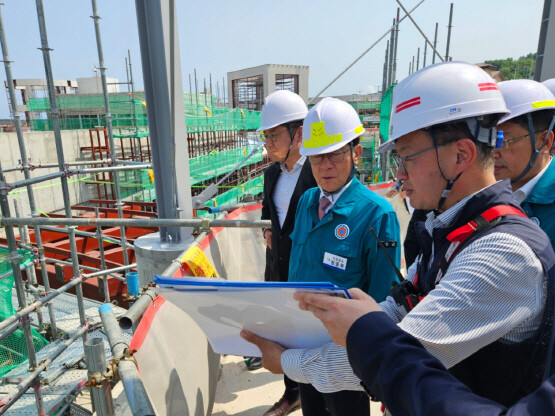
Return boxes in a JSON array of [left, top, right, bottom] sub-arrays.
[[428, 128, 462, 212], [281, 124, 300, 165], [511, 113, 555, 184]]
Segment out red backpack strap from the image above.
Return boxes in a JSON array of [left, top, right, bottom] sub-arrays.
[[447, 205, 526, 243]]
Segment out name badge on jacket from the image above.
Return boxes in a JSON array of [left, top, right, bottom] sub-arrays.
[[323, 252, 347, 271]]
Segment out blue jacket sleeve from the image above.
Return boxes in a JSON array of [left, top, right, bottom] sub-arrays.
[[365, 211, 401, 301], [346, 312, 555, 416]]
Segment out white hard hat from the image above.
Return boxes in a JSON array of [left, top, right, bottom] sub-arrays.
[[542, 78, 555, 96], [257, 90, 308, 132], [300, 97, 364, 156], [377, 61, 509, 153], [497, 79, 555, 124]]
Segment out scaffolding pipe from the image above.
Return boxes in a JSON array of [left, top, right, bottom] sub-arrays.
[[432, 22, 439, 64], [84, 337, 114, 416], [0, 320, 22, 343], [392, 7, 399, 84], [207, 200, 260, 214], [416, 47, 420, 71], [0, 157, 44, 413], [445, 2, 454, 61], [1, 216, 272, 228], [0, 264, 135, 333], [35, 1, 86, 329], [387, 19, 394, 87], [394, 0, 443, 63], [308, 0, 427, 104], [75, 164, 151, 174], [423, 40, 427, 67], [91, 0, 130, 268], [36, 225, 130, 247], [99, 304, 156, 416], [0, 324, 89, 415], [2, 158, 115, 173], [95, 207, 110, 302], [119, 288, 156, 330]]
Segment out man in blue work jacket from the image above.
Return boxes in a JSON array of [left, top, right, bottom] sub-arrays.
[[495, 79, 555, 250], [286, 97, 400, 416], [495, 79, 555, 375]]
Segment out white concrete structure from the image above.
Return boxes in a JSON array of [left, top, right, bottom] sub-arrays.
[[227, 64, 309, 111], [76, 77, 120, 94]]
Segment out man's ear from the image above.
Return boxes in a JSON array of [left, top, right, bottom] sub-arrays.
[[539, 130, 554, 154], [352, 144, 363, 164], [295, 125, 303, 144], [453, 138, 476, 172]]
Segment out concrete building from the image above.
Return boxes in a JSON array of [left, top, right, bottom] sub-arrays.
[[227, 64, 309, 111]]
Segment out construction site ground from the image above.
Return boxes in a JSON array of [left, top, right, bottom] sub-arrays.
[[212, 354, 382, 415]]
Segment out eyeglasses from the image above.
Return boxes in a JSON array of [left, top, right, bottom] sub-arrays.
[[308, 148, 351, 165], [498, 132, 534, 150], [261, 129, 289, 145], [392, 145, 435, 174]]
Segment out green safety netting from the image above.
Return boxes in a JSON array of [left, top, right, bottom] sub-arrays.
[[189, 145, 263, 185], [0, 248, 48, 378], [379, 83, 396, 142], [27, 92, 261, 133], [196, 175, 264, 217]]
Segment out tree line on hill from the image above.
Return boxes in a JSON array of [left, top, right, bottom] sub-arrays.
[[485, 53, 536, 80]]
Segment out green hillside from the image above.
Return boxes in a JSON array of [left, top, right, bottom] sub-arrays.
[[485, 53, 536, 80]]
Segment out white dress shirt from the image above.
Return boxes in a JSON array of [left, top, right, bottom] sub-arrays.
[[273, 157, 306, 227]]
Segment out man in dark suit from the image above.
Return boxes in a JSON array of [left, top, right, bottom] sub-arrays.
[[259, 90, 316, 416]]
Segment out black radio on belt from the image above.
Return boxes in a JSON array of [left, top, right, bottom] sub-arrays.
[[368, 227, 422, 314]]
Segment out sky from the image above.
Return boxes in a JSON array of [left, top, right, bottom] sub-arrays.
[[0, 0, 545, 118]]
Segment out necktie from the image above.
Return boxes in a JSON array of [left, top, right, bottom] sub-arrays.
[[318, 196, 332, 220]]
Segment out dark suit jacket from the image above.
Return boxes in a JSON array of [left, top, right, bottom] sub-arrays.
[[262, 160, 317, 282], [347, 311, 555, 416]]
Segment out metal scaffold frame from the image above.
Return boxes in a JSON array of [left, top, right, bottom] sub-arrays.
[[0, 1, 270, 415]]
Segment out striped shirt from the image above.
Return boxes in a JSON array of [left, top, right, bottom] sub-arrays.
[[281, 184, 546, 393]]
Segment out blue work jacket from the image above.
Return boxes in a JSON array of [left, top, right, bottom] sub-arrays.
[[521, 157, 555, 250], [288, 177, 400, 302]]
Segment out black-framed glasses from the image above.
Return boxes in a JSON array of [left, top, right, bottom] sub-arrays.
[[392, 145, 435, 174], [308, 148, 351, 165]]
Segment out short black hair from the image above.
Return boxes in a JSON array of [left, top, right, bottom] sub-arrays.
[[351, 137, 360, 147], [427, 121, 494, 169], [510, 109, 554, 133]]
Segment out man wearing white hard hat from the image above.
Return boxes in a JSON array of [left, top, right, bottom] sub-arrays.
[[244, 97, 401, 416], [245, 62, 555, 409], [495, 79, 555, 376], [257, 90, 316, 415], [542, 78, 555, 154], [495, 79, 555, 249]]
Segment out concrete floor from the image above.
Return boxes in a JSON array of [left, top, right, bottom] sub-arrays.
[[211, 354, 382, 415]]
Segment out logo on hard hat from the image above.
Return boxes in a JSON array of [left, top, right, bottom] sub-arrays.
[[335, 224, 350, 240]]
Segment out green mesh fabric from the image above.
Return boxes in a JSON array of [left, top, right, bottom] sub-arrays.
[[196, 176, 264, 217], [27, 92, 261, 133], [379, 83, 396, 142], [0, 249, 49, 378]]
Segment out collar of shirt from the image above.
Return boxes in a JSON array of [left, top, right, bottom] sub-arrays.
[[513, 157, 552, 204], [424, 182, 497, 236], [318, 178, 354, 212], [280, 156, 306, 174]]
